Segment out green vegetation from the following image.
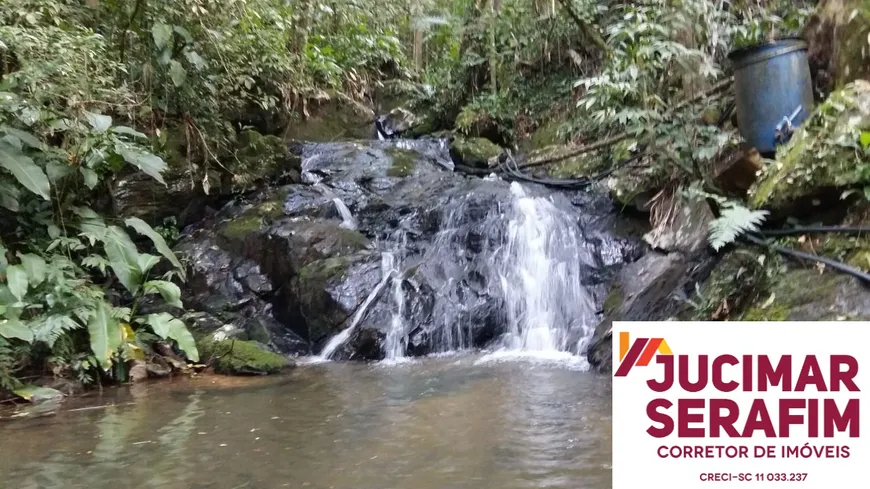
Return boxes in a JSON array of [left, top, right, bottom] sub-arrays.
[[0, 0, 865, 393]]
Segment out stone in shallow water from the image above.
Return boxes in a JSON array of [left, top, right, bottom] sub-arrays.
[[198, 338, 292, 375]]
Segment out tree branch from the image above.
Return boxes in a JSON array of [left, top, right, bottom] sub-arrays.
[[554, 0, 607, 52]]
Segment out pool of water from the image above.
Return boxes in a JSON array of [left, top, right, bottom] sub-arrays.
[[0, 353, 612, 489]]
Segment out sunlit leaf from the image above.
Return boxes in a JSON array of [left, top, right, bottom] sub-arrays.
[[17, 253, 45, 286], [80, 167, 99, 189], [125, 217, 184, 278], [169, 60, 187, 87], [143, 280, 183, 308], [151, 22, 173, 49], [0, 126, 44, 150], [85, 112, 112, 132], [88, 302, 123, 371], [145, 313, 199, 361], [5, 265, 28, 301], [111, 126, 148, 139], [0, 140, 50, 200], [102, 226, 142, 294], [115, 144, 167, 185], [0, 318, 32, 342]]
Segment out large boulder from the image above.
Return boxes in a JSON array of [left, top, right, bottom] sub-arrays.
[[283, 90, 375, 142], [111, 129, 301, 227], [586, 251, 692, 372], [449, 136, 503, 169], [804, 0, 870, 96]]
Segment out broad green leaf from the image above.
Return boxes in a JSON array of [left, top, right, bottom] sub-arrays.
[[88, 302, 123, 371], [46, 161, 73, 182], [152, 22, 173, 49], [17, 253, 45, 286], [5, 265, 28, 301], [102, 226, 142, 294], [144, 280, 183, 308], [861, 131, 870, 149], [184, 50, 206, 70], [12, 385, 63, 403], [146, 313, 199, 362], [125, 217, 184, 278], [111, 126, 147, 139], [85, 112, 112, 132], [173, 25, 193, 42], [116, 144, 167, 185], [0, 318, 32, 342], [137, 254, 161, 275], [0, 126, 44, 150], [80, 167, 99, 189], [0, 140, 51, 200], [168, 60, 187, 87], [0, 181, 20, 211]]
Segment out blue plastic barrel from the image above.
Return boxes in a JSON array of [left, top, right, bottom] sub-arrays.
[[728, 38, 815, 155]]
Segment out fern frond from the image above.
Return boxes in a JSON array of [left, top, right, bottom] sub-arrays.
[[708, 202, 769, 251], [32, 315, 83, 348]]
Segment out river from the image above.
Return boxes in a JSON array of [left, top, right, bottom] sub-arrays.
[[0, 354, 611, 489]]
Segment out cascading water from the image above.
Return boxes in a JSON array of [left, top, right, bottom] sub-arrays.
[[317, 252, 397, 360], [382, 244, 408, 362], [294, 139, 614, 364], [490, 182, 598, 358]]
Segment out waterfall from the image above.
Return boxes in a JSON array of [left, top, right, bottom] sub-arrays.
[[491, 182, 597, 357], [298, 140, 604, 364], [382, 251, 408, 362], [317, 253, 396, 360]]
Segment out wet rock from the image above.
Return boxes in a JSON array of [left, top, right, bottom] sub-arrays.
[[146, 358, 173, 378], [586, 251, 690, 372], [804, 0, 870, 96], [111, 169, 209, 228], [177, 138, 638, 361], [643, 192, 714, 255], [230, 130, 302, 191], [129, 360, 149, 382], [198, 338, 292, 375], [284, 90, 375, 142], [376, 107, 417, 139], [275, 253, 372, 346], [449, 136, 503, 168]]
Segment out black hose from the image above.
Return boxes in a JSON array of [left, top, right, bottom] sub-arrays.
[[743, 232, 870, 284], [759, 225, 870, 237]]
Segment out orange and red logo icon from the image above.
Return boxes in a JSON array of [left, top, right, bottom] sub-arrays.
[[614, 332, 672, 377]]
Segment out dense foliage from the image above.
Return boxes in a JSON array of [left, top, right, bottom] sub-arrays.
[[0, 0, 834, 392]]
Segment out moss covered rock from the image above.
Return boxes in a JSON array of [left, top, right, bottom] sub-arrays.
[[231, 130, 301, 191], [283, 90, 375, 142], [740, 267, 870, 321], [804, 0, 870, 95], [449, 136, 503, 168], [749, 80, 870, 210], [386, 147, 418, 177], [199, 338, 291, 375]]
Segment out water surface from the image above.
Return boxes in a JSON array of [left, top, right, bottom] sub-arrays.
[[0, 354, 611, 489]]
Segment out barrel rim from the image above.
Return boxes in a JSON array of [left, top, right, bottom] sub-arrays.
[[727, 36, 807, 65]]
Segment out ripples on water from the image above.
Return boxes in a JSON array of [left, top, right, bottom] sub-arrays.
[[0, 356, 611, 489]]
